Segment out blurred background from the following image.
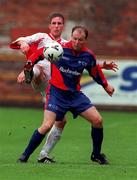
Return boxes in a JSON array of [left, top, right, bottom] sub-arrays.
[[0, 0, 137, 110]]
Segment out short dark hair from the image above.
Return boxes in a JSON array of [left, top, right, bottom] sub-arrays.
[[71, 26, 88, 39], [48, 12, 65, 24]]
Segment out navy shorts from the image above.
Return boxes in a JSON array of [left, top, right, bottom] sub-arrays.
[[44, 85, 93, 121]]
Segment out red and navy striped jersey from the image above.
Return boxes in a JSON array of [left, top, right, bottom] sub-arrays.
[[50, 41, 108, 91]]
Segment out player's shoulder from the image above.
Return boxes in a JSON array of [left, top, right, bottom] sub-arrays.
[[82, 47, 96, 59], [34, 32, 49, 38], [25, 32, 48, 40], [83, 47, 94, 54], [61, 41, 71, 48]]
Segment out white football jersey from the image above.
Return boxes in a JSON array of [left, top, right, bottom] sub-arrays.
[[12, 32, 67, 97], [15, 32, 67, 50]]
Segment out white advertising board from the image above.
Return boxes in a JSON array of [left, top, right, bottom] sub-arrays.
[[81, 60, 137, 106]]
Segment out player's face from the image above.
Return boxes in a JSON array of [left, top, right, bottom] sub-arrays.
[[71, 30, 86, 51], [49, 17, 64, 40]]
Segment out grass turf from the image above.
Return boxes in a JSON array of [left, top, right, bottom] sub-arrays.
[[0, 107, 137, 180]]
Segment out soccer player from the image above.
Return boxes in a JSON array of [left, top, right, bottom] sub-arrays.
[[10, 13, 69, 162], [17, 26, 115, 165], [10, 13, 67, 102], [10, 14, 118, 164]]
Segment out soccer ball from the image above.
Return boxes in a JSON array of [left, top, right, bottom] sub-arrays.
[[43, 41, 63, 63]]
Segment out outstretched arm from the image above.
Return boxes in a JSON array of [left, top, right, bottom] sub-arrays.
[[90, 65, 115, 96], [104, 83, 115, 96], [100, 61, 118, 72], [10, 39, 30, 54]]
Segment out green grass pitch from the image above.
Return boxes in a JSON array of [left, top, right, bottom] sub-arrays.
[[0, 107, 137, 180]]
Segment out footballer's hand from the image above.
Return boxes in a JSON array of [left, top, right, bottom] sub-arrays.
[[17, 71, 25, 84], [19, 40, 30, 54], [104, 84, 114, 96], [102, 61, 118, 72]]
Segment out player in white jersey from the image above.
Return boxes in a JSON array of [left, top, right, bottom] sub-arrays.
[[10, 13, 118, 163], [10, 13, 69, 163], [10, 22, 67, 99]]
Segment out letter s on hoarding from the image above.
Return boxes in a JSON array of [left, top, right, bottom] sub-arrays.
[[120, 66, 137, 91]]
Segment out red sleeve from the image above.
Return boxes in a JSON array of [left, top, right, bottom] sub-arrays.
[[91, 64, 108, 88], [28, 47, 45, 64], [9, 41, 20, 49], [9, 40, 44, 62]]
